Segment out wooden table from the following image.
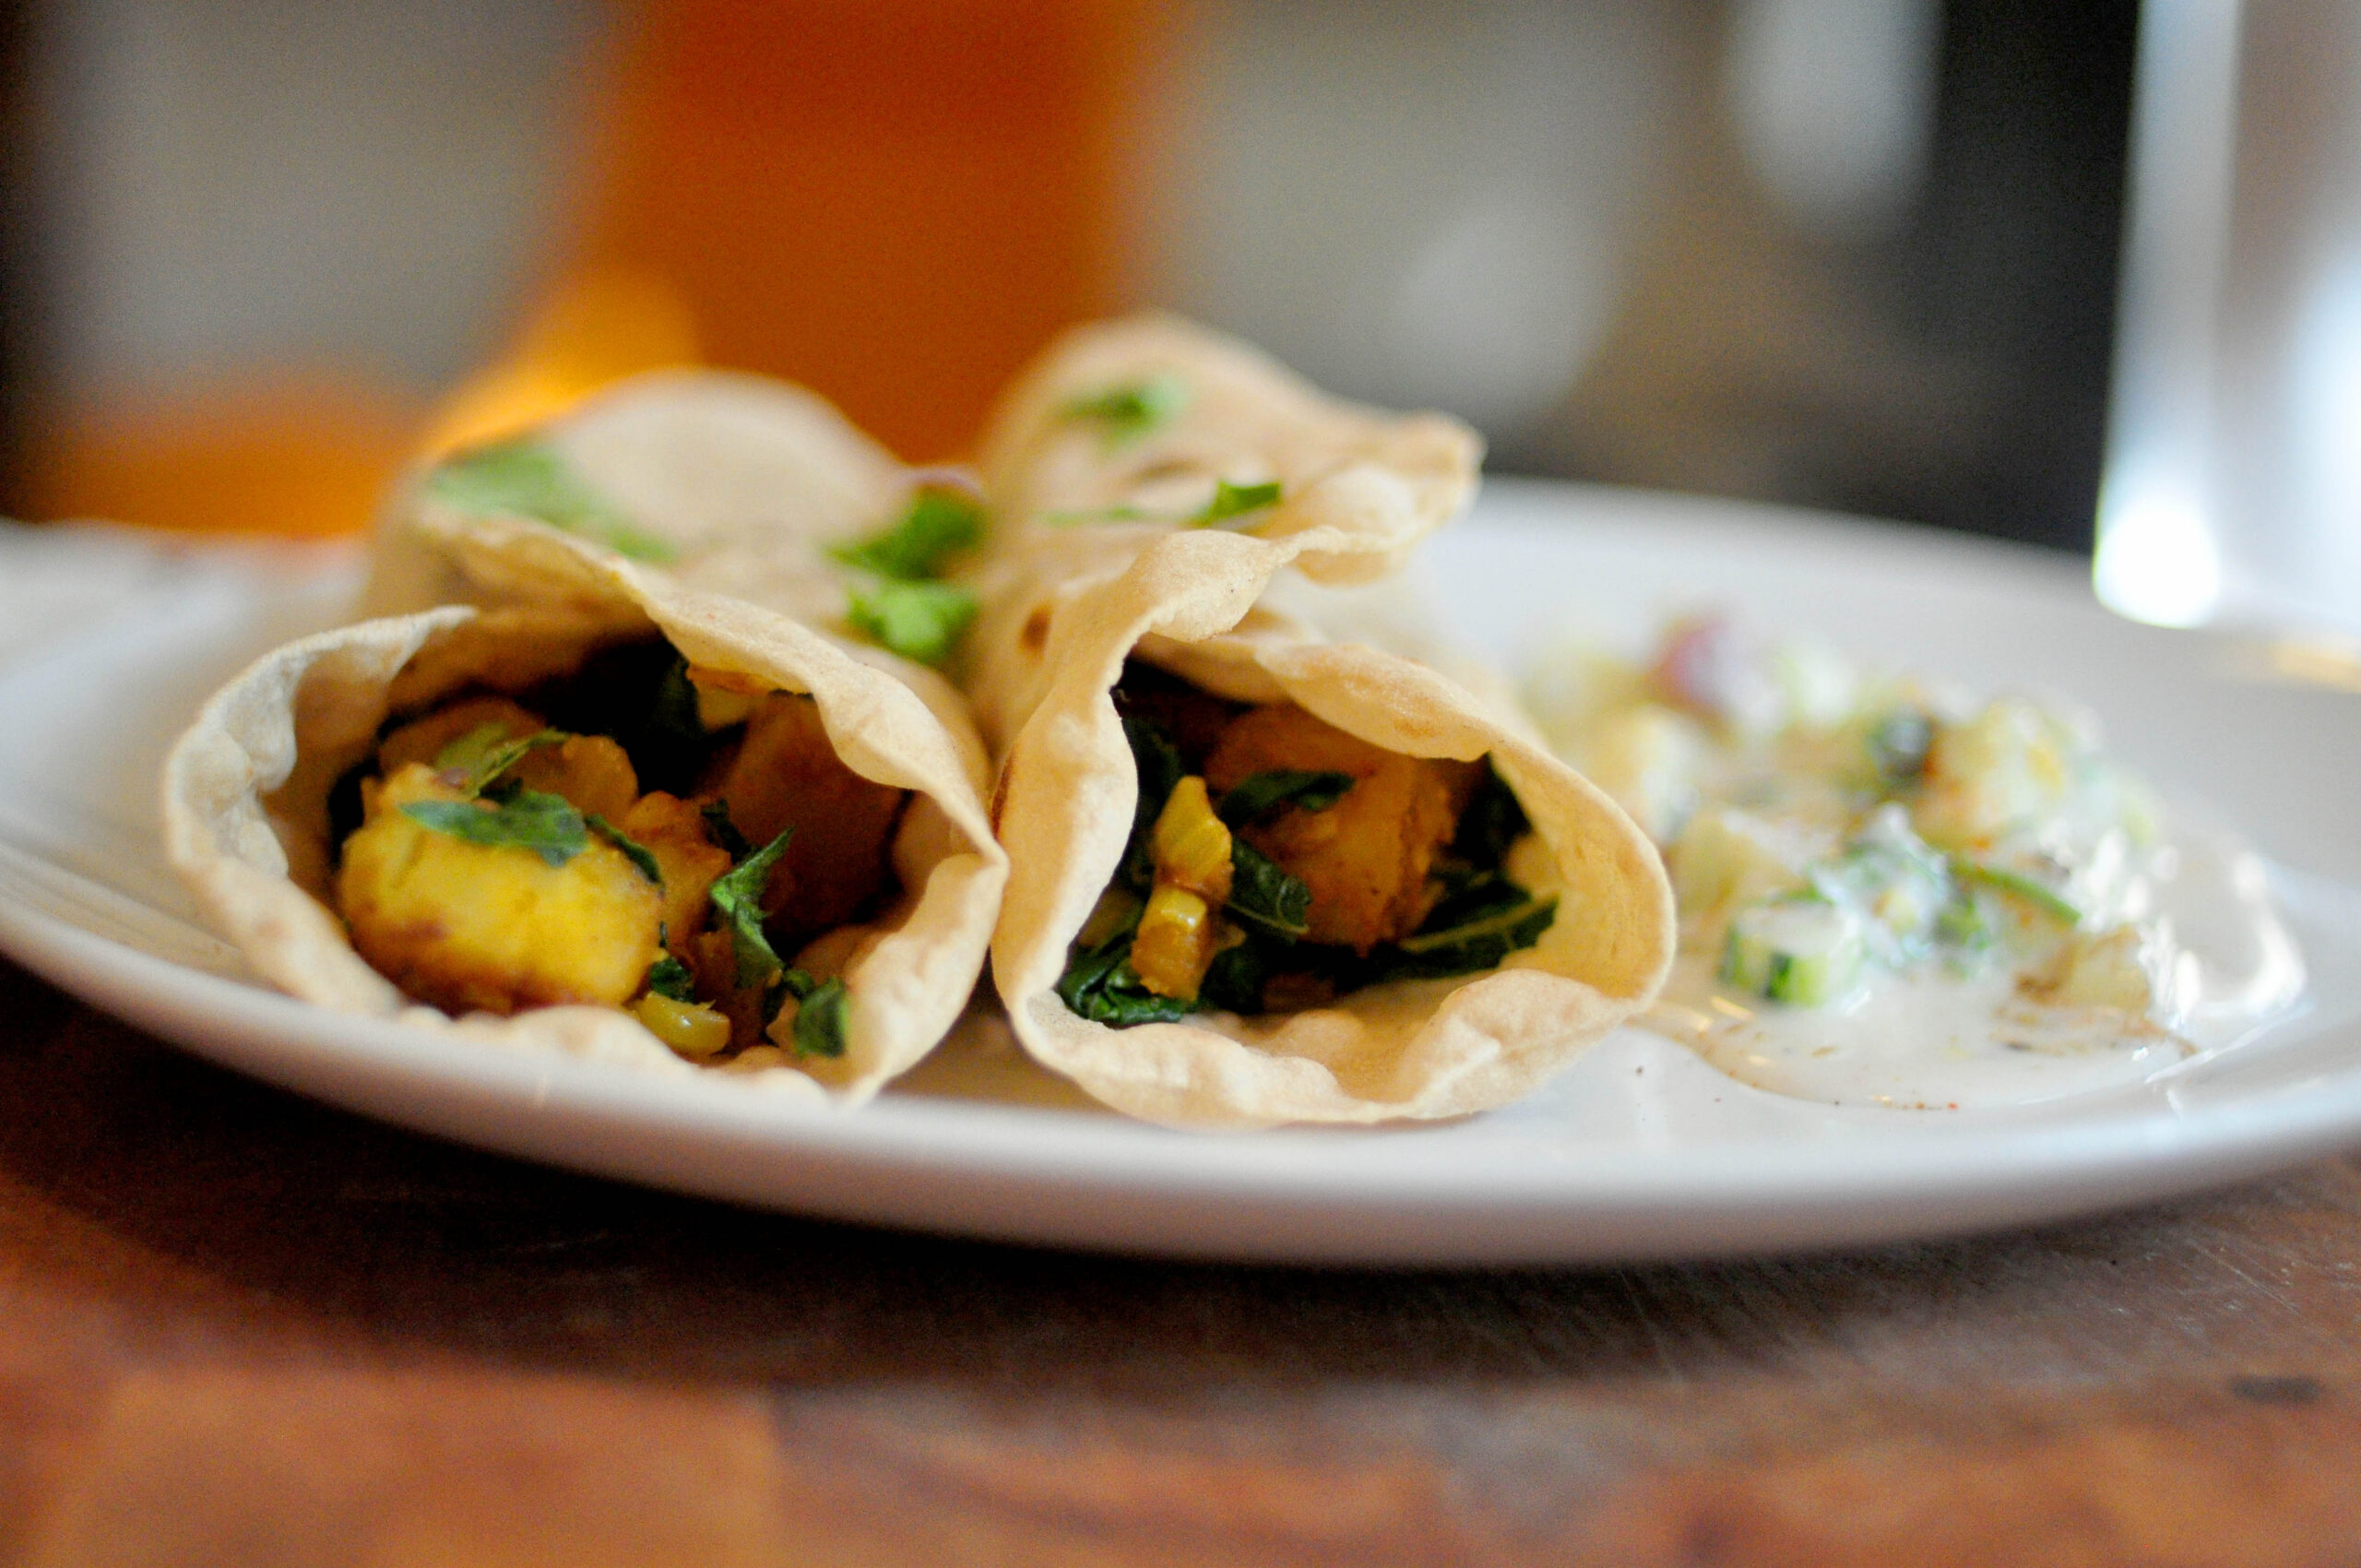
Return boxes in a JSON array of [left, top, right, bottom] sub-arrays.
[[5, 953, 2359, 1566]]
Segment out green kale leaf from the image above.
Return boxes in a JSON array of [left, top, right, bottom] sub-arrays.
[[1449, 761, 1530, 869], [1224, 840, 1311, 941], [1119, 717, 1186, 893], [1216, 768, 1354, 826], [1356, 894, 1559, 983], [1198, 930, 1284, 1014], [1054, 927, 1196, 1028]]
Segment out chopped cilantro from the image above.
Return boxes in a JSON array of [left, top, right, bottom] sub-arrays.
[[790, 976, 850, 1058], [848, 579, 977, 667], [700, 799, 752, 861], [425, 440, 677, 563], [1189, 479, 1283, 530], [399, 790, 587, 868], [1041, 505, 1153, 528], [830, 489, 983, 580], [587, 814, 664, 885], [760, 968, 804, 1027], [433, 727, 567, 794], [707, 826, 795, 987], [1060, 374, 1189, 446]]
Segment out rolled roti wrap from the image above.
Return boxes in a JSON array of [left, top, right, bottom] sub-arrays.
[[368, 368, 974, 663], [962, 322, 1480, 754], [973, 312, 1482, 584], [989, 529, 1675, 1129], [163, 553, 1006, 1106]]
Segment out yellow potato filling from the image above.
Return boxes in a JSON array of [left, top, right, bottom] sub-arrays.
[[338, 764, 663, 1016], [332, 658, 908, 1064], [1204, 703, 1477, 956], [1085, 663, 1531, 1023]]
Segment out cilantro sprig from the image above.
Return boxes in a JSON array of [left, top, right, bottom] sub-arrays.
[[830, 489, 983, 580], [402, 723, 593, 867], [1190, 480, 1283, 530], [587, 815, 664, 885], [835, 488, 983, 667], [399, 792, 587, 868], [789, 976, 849, 1058], [1038, 479, 1284, 534], [848, 580, 978, 668], [433, 725, 566, 793], [1059, 374, 1189, 447], [708, 826, 797, 988], [426, 440, 678, 563]]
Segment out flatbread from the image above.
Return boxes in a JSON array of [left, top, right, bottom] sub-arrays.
[[364, 368, 940, 640], [975, 312, 1482, 584], [988, 529, 1675, 1129], [163, 552, 1006, 1106]]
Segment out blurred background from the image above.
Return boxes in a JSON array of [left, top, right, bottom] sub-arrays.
[[0, 0, 2136, 552]]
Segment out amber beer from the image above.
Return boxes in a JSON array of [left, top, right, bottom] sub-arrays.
[[573, 0, 1159, 463]]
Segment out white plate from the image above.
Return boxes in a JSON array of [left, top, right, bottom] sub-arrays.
[[6, 483, 2361, 1265]]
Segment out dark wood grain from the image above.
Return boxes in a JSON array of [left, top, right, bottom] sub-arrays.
[[3, 953, 2359, 1566]]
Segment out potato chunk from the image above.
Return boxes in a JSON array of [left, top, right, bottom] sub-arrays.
[[338, 764, 661, 1015], [377, 701, 637, 821], [1204, 704, 1477, 954], [1913, 698, 2073, 851], [704, 693, 905, 944], [512, 734, 639, 823], [620, 790, 734, 954]]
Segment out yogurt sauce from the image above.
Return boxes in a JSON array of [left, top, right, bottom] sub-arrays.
[[1640, 798, 2305, 1111], [1526, 616, 2308, 1111]]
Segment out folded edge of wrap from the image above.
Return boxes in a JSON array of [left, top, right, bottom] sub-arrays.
[[364, 369, 919, 634], [988, 529, 1675, 1129], [975, 313, 1483, 587]]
